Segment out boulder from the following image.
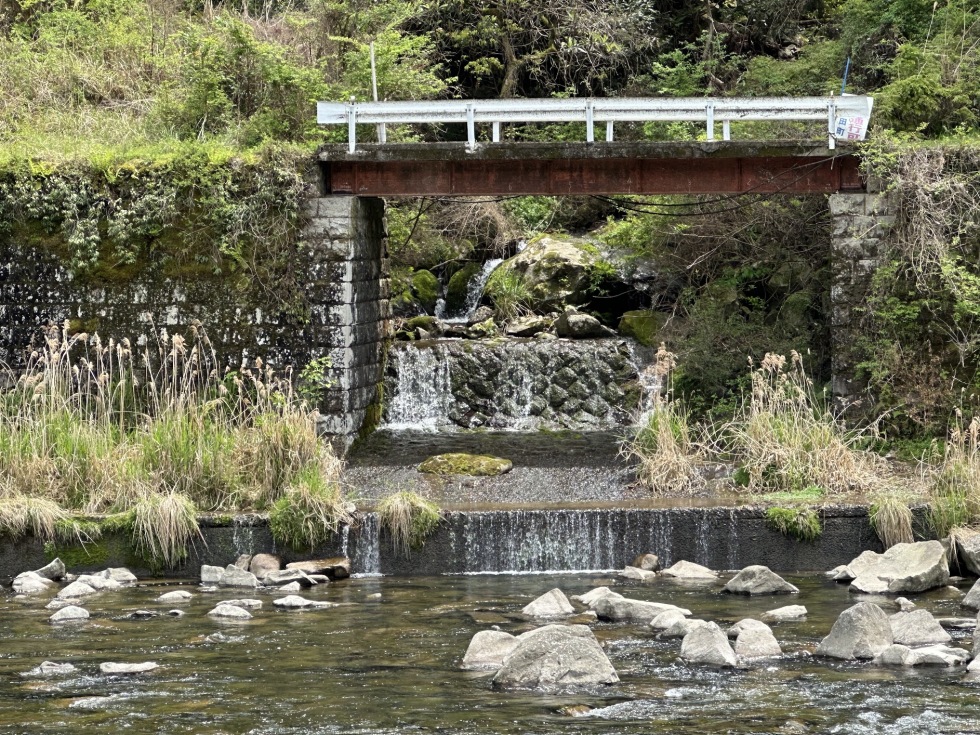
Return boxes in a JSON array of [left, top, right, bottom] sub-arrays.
[[233, 554, 253, 570], [208, 604, 252, 620], [76, 574, 122, 592], [461, 630, 518, 670], [99, 662, 159, 675], [96, 568, 137, 585], [650, 610, 688, 631], [272, 595, 334, 609], [21, 661, 77, 677], [963, 579, 980, 610], [889, 609, 952, 646], [200, 565, 224, 584], [955, 529, 980, 576], [505, 315, 553, 338], [285, 557, 351, 580], [735, 628, 782, 659], [661, 560, 718, 580], [762, 605, 808, 623], [619, 566, 657, 583], [896, 597, 917, 612], [680, 622, 738, 667], [815, 602, 893, 660], [155, 590, 193, 603], [827, 564, 851, 580], [49, 606, 89, 624], [33, 558, 66, 581], [493, 235, 604, 310], [973, 614, 980, 659], [847, 541, 950, 594], [593, 596, 691, 624], [572, 587, 622, 608], [220, 599, 262, 610], [12, 571, 54, 595], [522, 588, 575, 618], [262, 569, 317, 587], [491, 624, 619, 690], [57, 581, 98, 599], [278, 581, 302, 592], [876, 644, 970, 667], [418, 453, 512, 476], [555, 310, 616, 339], [631, 554, 661, 572], [661, 618, 713, 639], [248, 554, 281, 580], [218, 565, 258, 588], [723, 566, 799, 595], [727, 619, 773, 639]]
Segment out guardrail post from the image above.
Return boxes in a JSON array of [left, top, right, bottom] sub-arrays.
[[706, 103, 715, 141], [606, 121, 614, 142], [492, 121, 501, 143], [348, 106, 357, 153], [586, 100, 595, 143], [722, 120, 731, 141], [828, 102, 837, 150], [466, 104, 476, 150]]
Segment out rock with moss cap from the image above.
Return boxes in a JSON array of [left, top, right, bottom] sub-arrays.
[[617, 310, 665, 347], [418, 453, 513, 476], [411, 269, 440, 313]]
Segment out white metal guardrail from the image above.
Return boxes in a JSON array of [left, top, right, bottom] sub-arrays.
[[317, 96, 873, 153]]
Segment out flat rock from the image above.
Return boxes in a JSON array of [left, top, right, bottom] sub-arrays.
[[727, 619, 773, 639], [555, 311, 616, 339], [278, 581, 302, 592], [593, 596, 691, 624], [619, 566, 657, 582], [631, 554, 661, 572], [200, 565, 224, 584], [762, 605, 808, 623], [938, 617, 976, 630], [21, 661, 77, 677], [57, 581, 98, 599], [889, 609, 951, 646], [680, 622, 737, 667], [963, 579, 980, 610], [461, 630, 519, 670], [650, 610, 688, 631], [876, 644, 970, 667], [661, 560, 718, 579], [735, 628, 782, 659], [99, 662, 159, 675], [272, 595, 333, 609], [661, 618, 713, 639], [123, 610, 158, 619], [49, 606, 89, 624], [33, 558, 66, 581], [723, 566, 799, 595], [12, 571, 54, 595], [572, 587, 622, 607], [285, 557, 351, 580], [816, 602, 893, 660], [522, 588, 575, 618], [491, 624, 619, 690], [208, 604, 252, 619], [248, 554, 281, 580], [220, 598, 262, 610], [155, 590, 193, 603], [505, 315, 553, 337], [218, 565, 258, 588], [76, 574, 122, 592], [96, 568, 137, 585], [262, 569, 316, 587], [847, 541, 950, 594]]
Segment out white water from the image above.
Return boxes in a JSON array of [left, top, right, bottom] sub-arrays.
[[435, 258, 504, 323], [384, 344, 454, 430]]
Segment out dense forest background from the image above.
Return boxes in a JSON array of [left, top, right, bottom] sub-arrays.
[[3, 0, 980, 444]]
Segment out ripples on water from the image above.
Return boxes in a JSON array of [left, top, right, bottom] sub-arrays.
[[1, 573, 979, 734]]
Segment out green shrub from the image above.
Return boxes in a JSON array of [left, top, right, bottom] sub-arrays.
[[765, 506, 822, 542], [376, 490, 441, 556]]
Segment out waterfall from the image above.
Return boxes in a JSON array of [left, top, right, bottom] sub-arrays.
[[352, 512, 381, 576], [384, 344, 453, 430], [435, 258, 504, 323]]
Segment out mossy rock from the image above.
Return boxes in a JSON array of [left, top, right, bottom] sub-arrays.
[[445, 263, 482, 315], [411, 269, 440, 313], [493, 235, 607, 311], [418, 453, 513, 476], [618, 310, 666, 347], [406, 315, 439, 332]]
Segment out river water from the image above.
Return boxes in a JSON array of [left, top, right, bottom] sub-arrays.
[[2, 573, 978, 734]]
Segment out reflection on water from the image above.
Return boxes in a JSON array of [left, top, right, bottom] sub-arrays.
[[1, 573, 978, 734]]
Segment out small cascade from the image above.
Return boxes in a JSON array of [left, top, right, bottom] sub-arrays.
[[435, 258, 504, 323], [384, 344, 453, 430], [352, 512, 381, 575]]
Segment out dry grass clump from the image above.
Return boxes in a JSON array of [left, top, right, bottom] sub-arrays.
[[723, 352, 884, 497], [0, 491, 70, 542], [376, 490, 441, 557], [626, 344, 705, 496], [0, 322, 347, 564], [268, 465, 352, 552], [928, 414, 980, 537], [869, 490, 916, 548]]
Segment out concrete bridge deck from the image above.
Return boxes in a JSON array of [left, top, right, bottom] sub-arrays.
[[318, 141, 864, 197]]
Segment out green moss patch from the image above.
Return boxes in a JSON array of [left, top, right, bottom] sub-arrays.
[[618, 310, 666, 347], [418, 453, 513, 476]]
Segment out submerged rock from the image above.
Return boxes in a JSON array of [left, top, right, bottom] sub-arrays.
[[593, 596, 691, 624], [100, 662, 159, 675], [847, 541, 949, 594], [876, 644, 969, 667], [155, 590, 193, 603], [208, 604, 252, 620], [49, 606, 89, 624], [619, 566, 657, 582], [680, 622, 737, 667], [461, 630, 518, 670], [491, 624, 619, 690], [889, 609, 951, 646], [418, 453, 513, 476], [661, 561, 718, 580], [816, 602, 893, 660], [522, 588, 575, 618], [762, 605, 808, 623], [21, 661, 77, 678], [723, 566, 799, 595], [735, 628, 782, 659]]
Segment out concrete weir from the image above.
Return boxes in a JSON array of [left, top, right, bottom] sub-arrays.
[[0, 505, 882, 580]]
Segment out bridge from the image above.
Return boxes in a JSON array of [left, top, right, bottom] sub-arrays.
[[316, 95, 873, 197]]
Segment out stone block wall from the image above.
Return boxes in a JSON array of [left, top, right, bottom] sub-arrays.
[[0, 195, 389, 449], [829, 191, 897, 409]]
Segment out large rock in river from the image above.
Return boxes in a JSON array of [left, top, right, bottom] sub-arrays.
[[889, 609, 951, 646], [522, 588, 574, 618], [491, 235, 605, 310], [461, 630, 518, 670], [491, 624, 619, 690], [680, 622, 738, 667], [723, 566, 799, 595], [815, 602, 893, 660], [847, 541, 949, 594], [593, 596, 691, 624]]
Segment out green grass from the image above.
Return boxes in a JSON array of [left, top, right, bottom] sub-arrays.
[[376, 491, 441, 556], [765, 506, 822, 542]]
